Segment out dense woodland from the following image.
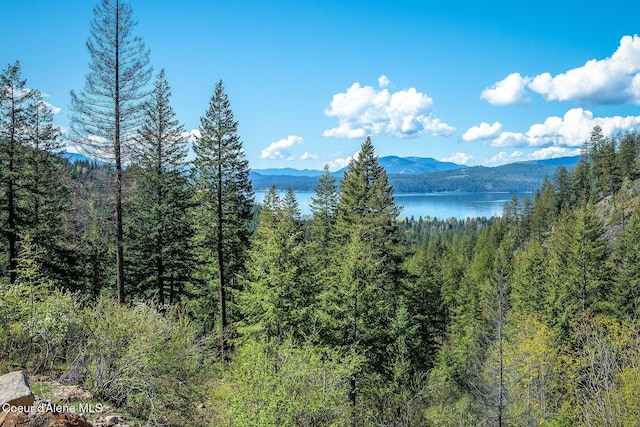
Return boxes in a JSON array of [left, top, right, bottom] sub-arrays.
[[3, 1, 640, 426]]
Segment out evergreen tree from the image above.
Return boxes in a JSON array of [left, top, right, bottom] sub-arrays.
[[309, 164, 338, 271], [126, 69, 193, 304], [23, 91, 69, 282], [613, 210, 640, 319], [546, 204, 610, 335], [511, 238, 547, 317], [69, 0, 152, 303], [403, 239, 446, 371], [238, 187, 313, 343], [528, 177, 556, 240], [0, 61, 33, 283], [192, 80, 253, 358], [572, 158, 591, 206], [553, 165, 572, 214], [321, 137, 405, 410], [617, 131, 638, 181]]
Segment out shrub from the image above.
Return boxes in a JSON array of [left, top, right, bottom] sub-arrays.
[[83, 299, 203, 426]]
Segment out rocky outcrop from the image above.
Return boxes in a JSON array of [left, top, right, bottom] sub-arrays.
[[0, 373, 131, 427], [0, 410, 94, 427], [0, 371, 35, 408]]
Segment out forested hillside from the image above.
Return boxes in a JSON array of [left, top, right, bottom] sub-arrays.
[[3, 1, 640, 426], [250, 156, 581, 192]]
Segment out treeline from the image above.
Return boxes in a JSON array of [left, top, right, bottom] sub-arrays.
[[251, 159, 581, 193]]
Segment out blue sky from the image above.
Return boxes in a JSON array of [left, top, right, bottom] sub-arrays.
[[3, 0, 640, 170]]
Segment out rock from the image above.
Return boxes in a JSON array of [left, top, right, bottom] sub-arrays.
[[0, 371, 35, 408], [0, 410, 93, 427], [104, 415, 119, 424]]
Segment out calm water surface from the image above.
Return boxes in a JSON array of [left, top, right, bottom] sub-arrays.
[[255, 191, 531, 220]]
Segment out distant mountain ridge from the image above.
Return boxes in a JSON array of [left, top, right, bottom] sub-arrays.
[[251, 156, 581, 193], [64, 151, 582, 193], [253, 156, 464, 177]]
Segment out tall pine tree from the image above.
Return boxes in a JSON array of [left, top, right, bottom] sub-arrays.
[[321, 137, 405, 410], [126, 69, 193, 304], [70, 0, 152, 304], [309, 164, 338, 271], [192, 80, 253, 359], [0, 61, 32, 283]]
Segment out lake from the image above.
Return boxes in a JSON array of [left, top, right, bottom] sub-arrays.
[[254, 191, 532, 220]]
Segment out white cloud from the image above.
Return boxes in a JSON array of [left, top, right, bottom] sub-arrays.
[[492, 108, 640, 149], [529, 35, 640, 105], [324, 77, 455, 138], [378, 75, 391, 88], [440, 152, 473, 165], [326, 151, 359, 171], [492, 132, 529, 147], [42, 100, 61, 115], [64, 143, 84, 155], [527, 147, 581, 160], [299, 152, 319, 160], [462, 121, 503, 141], [489, 151, 526, 165], [261, 135, 303, 159], [528, 108, 640, 147], [481, 73, 531, 105], [485, 35, 640, 106]]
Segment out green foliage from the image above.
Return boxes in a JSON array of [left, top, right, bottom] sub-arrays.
[[69, 0, 152, 303], [238, 187, 314, 343], [0, 62, 68, 284], [126, 69, 194, 303], [309, 165, 339, 271], [191, 80, 253, 347], [0, 236, 83, 373], [613, 210, 640, 318], [83, 299, 202, 426], [211, 338, 356, 426]]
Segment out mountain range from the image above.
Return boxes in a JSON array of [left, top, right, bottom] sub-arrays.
[[62, 152, 581, 194], [251, 156, 581, 193], [253, 156, 463, 176]]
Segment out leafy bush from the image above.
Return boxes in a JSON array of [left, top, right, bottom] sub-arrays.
[[211, 338, 357, 426], [0, 236, 85, 373], [83, 299, 202, 426]]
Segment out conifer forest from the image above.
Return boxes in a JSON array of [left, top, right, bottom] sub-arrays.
[[3, 1, 640, 426]]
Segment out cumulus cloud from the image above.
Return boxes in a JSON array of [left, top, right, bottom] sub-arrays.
[[529, 35, 640, 104], [261, 135, 303, 159], [324, 77, 455, 139], [440, 152, 473, 165], [484, 35, 640, 106], [41, 100, 61, 115], [491, 108, 640, 148], [489, 151, 526, 165], [299, 152, 319, 160], [492, 132, 529, 147], [481, 73, 531, 105], [527, 147, 581, 160], [462, 121, 503, 141], [326, 151, 359, 171], [487, 147, 580, 166]]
